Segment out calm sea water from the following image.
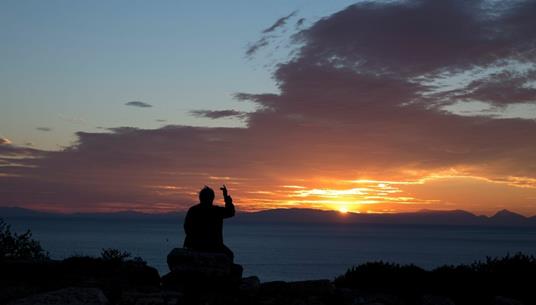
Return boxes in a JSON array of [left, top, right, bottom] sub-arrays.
[[5, 216, 536, 282]]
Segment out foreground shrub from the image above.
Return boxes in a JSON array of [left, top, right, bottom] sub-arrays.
[[100, 248, 131, 262], [335, 253, 536, 305], [0, 219, 48, 261]]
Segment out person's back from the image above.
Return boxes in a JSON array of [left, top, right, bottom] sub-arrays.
[[183, 185, 235, 259]]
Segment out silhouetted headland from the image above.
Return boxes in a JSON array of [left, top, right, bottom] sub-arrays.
[[3, 206, 536, 227]]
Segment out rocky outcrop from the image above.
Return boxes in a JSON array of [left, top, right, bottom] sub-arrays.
[[162, 248, 242, 286], [254, 280, 338, 305], [493, 296, 525, 305], [161, 248, 243, 303], [421, 295, 456, 305], [166, 248, 234, 277], [239, 276, 260, 294]]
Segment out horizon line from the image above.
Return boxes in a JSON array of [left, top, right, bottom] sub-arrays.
[[1, 206, 534, 218]]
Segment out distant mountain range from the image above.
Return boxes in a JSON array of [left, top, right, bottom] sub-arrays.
[[234, 208, 536, 227], [1, 206, 536, 227]]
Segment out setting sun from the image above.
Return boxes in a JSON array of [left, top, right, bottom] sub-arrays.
[[339, 207, 349, 214]]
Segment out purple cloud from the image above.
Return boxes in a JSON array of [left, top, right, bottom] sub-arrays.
[[125, 101, 153, 108], [262, 11, 297, 33], [190, 110, 245, 119], [247, 11, 298, 57]]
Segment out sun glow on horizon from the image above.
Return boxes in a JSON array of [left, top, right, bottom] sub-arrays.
[[276, 180, 437, 213], [338, 206, 349, 214], [238, 173, 536, 215], [15, 174, 536, 216]]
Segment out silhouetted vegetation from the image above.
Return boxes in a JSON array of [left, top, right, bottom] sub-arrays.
[[335, 253, 536, 305], [0, 249, 158, 304], [100, 248, 132, 262], [0, 219, 48, 261]]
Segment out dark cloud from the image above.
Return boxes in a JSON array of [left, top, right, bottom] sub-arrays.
[[190, 110, 245, 119], [262, 11, 297, 33], [0, 142, 42, 158], [36, 127, 52, 132], [294, 0, 536, 77], [246, 37, 270, 57], [125, 101, 153, 108], [247, 11, 298, 57], [434, 70, 536, 107], [2, 0, 536, 212]]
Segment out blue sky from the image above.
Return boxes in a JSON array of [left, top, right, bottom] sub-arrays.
[[1, 0, 359, 150]]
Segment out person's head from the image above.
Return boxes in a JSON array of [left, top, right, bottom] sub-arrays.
[[199, 186, 215, 205]]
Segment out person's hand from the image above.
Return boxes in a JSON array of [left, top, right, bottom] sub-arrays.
[[220, 185, 229, 198]]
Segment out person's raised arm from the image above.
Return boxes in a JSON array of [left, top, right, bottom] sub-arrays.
[[220, 185, 235, 218]]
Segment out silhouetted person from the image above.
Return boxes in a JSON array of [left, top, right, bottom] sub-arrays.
[[183, 185, 235, 260]]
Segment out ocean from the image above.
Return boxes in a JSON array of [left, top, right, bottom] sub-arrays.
[[5, 216, 536, 282]]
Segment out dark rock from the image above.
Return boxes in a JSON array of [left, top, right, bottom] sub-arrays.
[[288, 280, 334, 296], [421, 295, 455, 305], [239, 276, 260, 294], [7, 287, 108, 305], [493, 296, 524, 305], [160, 291, 183, 305], [257, 280, 337, 305], [162, 248, 243, 305], [163, 248, 242, 291], [334, 287, 365, 305], [167, 248, 232, 277], [160, 272, 187, 292], [119, 291, 169, 305], [360, 293, 402, 305], [259, 280, 290, 295]]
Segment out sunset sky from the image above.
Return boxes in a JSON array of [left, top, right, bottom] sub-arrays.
[[1, 0, 536, 215]]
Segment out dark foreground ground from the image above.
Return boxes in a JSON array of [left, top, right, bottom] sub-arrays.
[[1, 252, 535, 305]]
